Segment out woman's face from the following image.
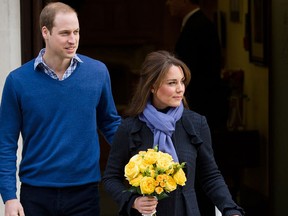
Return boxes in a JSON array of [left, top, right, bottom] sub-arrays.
[[152, 65, 185, 110]]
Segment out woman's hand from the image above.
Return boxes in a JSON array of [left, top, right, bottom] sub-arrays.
[[132, 196, 158, 215]]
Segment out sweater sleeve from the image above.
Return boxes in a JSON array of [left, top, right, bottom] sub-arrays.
[[0, 74, 22, 203], [96, 63, 121, 144]]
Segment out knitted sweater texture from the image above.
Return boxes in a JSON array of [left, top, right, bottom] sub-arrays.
[[0, 54, 121, 203]]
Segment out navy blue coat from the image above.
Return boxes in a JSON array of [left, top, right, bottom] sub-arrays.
[[102, 109, 244, 216]]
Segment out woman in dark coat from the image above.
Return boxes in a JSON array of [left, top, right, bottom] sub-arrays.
[[102, 51, 244, 216]]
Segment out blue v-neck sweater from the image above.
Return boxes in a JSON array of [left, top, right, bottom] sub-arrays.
[[0, 54, 121, 203]]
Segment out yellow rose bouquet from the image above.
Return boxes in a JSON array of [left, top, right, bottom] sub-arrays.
[[124, 146, 187, 201]]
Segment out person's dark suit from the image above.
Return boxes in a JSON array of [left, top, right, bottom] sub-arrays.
[[175, 11, 230, 215], [175, 9, 229, 132], [102, 109, 243, 216]]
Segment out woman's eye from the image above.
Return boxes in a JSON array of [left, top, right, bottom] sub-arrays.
[[168, 81, 176, 85]]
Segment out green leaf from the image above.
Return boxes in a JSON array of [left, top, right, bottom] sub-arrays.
[[156, 192, 169, 200], [126, 186, 138, 194], [154, 145, 159, 152]]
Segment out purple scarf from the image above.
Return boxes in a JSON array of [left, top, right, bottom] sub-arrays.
[[139, 101, 184, 162]]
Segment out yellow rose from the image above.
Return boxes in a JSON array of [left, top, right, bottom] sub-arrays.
[[129, 173, 144, 187], [156, 152, 174, 172], [139, 161, 152, 174], [140, 176, 156, 195], [143, 150, 158, 165], [124, 161, 140, 179], [165, 175, 177, 192], [173, 168, 187, 186], [156, 174, 168, 188], [160, 181, 166, 188], [141, 163, 156, 178], [156, 174, 167, 182], [165, 166, 175, 175], [148, 168, 156, 178], [159, 152, 173, 161], [138, 151, 147, 158], [129, 154, 145, 167], [147, 148, 156, 153], [155, 186, 164, 195]]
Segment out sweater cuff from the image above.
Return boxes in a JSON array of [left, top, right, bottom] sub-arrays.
[[1, 193, 17, 204]]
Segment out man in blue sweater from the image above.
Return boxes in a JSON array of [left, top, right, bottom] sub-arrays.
[[0, 2, 121, 216]]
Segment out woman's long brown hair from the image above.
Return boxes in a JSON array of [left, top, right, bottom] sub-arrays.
[[124, 50, 191, 117]]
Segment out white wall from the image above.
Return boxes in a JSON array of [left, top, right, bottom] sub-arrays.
[[0, 0, 21, 213]]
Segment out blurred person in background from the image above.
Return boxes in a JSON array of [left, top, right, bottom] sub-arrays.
[[166, 1, 230, 215]]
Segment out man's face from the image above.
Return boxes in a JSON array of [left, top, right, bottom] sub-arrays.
[[42, 12, 80, 60], [166, 0, 187, 17]]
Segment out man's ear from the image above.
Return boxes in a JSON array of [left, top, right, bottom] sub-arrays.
[[42, 26, 49, 39]]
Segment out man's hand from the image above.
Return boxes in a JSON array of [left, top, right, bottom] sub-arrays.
[[5, 199, 25, 216]]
